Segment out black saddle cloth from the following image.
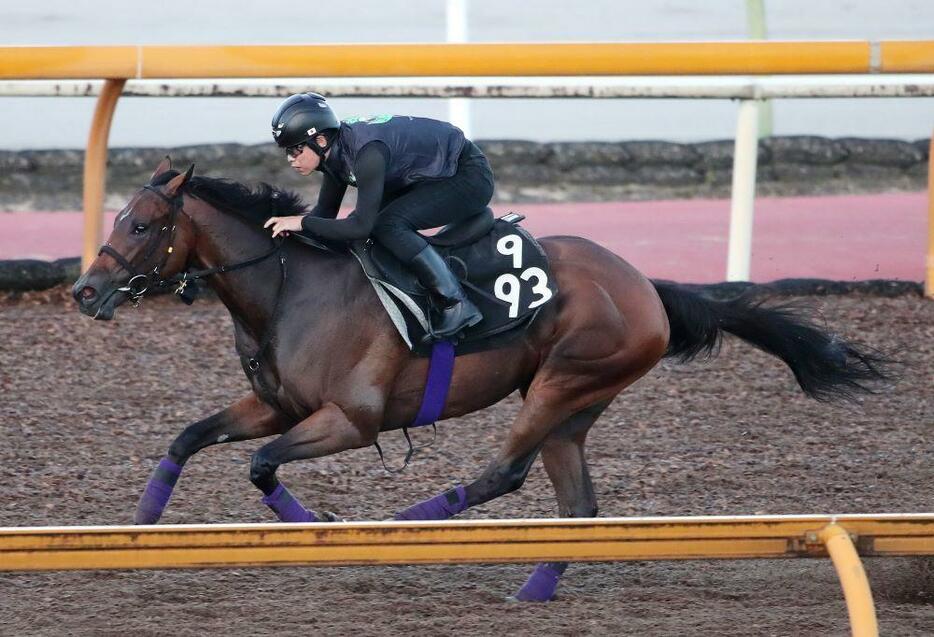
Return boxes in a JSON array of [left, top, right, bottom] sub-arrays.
[[349, 207, 558, 356]]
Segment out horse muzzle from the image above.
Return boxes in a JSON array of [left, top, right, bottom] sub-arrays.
[[72, 272, 136, 320]]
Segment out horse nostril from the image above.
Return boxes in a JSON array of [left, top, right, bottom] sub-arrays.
[[79, 286, 98, 302]]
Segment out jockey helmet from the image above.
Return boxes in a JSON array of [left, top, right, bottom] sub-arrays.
[[271, 93, 341, 150]]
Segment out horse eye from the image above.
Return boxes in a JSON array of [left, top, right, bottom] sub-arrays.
[[133, 224, 148, 235]]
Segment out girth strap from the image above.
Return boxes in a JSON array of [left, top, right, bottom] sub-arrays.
[[374, 339, 455, 473]]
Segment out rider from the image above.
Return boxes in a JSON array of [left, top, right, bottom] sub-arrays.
[[265, 92, 492, 340]]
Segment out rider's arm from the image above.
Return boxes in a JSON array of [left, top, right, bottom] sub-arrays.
[[306, 172, 347, 219], [300, 142, 388, 240]]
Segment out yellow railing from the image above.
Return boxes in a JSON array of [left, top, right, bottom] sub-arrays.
[[2, 41, 933, 79], [2, 514, 932, 637], [1, 41, 933, 277]]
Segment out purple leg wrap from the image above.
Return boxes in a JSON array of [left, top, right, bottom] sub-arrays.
[[394, 485, 467, 521], [262, 483, 319, 523], [134, 458, 182, 525], [514, 563, 567, 602]]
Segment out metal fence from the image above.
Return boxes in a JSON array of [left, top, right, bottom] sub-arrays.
[[3, 514, 933, 637], [1, 41, 933, 286]]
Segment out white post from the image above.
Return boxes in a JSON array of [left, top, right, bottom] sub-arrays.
[[726, 99, 761, 282], [446, 0, 471, 137], [745, 0, 773, 137]]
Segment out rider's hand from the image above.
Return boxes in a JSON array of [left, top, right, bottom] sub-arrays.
[[264, 215, 305, 238]]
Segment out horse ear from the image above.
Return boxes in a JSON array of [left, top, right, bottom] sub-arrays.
[[163, 164, 195, 197], [150, 156, 172, 182]]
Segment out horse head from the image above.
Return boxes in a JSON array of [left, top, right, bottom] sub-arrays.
[[73, 157, 198, 320]]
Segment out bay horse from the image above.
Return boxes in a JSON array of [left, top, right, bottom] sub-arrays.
[[72, 158, 888, 601]]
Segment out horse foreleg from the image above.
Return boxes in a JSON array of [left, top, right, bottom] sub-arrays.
[[135, 393, 291, 524], [513, 405, 603, 602], [249, 402, 377, 522]]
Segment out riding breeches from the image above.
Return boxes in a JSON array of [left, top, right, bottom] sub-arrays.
[[371, 141, 495, 263]]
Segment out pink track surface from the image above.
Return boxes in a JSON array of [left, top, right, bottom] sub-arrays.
[[1, 192, 925, 283]]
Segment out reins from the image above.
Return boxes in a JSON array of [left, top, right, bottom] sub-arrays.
[[98, 184, 288, 392]]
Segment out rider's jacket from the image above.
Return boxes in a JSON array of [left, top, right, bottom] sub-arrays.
[[300, 115, 470, 242], [324, 115, 466, 191]]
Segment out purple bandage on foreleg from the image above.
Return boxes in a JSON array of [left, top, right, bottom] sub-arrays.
[[134, 458, 182, 525], [394, 485, 467, 521], [514, 563, 567, 602], [261, 483, 319, 523]]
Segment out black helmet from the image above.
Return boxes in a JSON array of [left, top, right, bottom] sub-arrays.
[[271, 93, 341, 149]]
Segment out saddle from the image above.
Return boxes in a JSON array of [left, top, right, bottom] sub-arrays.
[[315, 207, 557, 356]]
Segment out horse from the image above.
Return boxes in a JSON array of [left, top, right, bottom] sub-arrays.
[[72, 158, 890, 602]]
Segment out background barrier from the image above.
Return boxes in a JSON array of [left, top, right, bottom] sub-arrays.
[[2, 42, 934, 289], [2, 41, 933, 284]]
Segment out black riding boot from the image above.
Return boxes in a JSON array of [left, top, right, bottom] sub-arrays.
[[409, 244, 482, 339]]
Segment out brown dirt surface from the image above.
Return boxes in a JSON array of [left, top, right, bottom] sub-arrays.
[[0, 288, 931, 636]]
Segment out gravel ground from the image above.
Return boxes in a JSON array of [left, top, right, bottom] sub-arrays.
[[0, 289, 931, 636]]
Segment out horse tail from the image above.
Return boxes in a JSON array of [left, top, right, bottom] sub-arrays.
[[651, 280, 894, 402]]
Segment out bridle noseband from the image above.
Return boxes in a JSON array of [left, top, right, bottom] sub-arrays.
[[98, 184, 281, 307], [98, 185, 185, 305]]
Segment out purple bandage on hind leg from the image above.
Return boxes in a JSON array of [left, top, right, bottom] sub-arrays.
[[134, 458, 182, 525], [394, 485, 467, 521], [514, 563, 567, 602], [262, 483, 319, 523]]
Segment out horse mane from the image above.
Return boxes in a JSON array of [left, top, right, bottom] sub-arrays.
[[150, 170, 310, 225]]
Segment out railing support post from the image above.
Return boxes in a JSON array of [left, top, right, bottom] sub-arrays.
[[81, 78, 125, 273], [819, 524, 879, 637], [726, 98, 760, 281], [446, 0, 471, 138]]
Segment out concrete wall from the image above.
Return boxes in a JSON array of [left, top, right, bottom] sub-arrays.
[[0, 136, 927, 211]]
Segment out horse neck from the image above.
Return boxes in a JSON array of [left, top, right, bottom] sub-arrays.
[[185, 198, 293, 340]]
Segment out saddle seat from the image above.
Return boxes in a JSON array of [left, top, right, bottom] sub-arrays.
[[292, 207, 557, 356]]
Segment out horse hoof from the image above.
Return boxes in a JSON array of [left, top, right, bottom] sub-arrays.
[[504, 594, 555, 603], [320, 510, 344, 522]]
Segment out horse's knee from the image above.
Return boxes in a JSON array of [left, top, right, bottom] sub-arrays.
[[477, 464, 529, 500], [249, 450, 278, 490], [167, 427, 202, 463], [501, 467, 528, 495]]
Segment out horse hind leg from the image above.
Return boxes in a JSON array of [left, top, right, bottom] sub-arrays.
[[393, 384, 583, 522], [510, 402, 606, 603]]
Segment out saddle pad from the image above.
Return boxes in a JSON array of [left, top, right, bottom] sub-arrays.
[[351, 216, 557, 357]]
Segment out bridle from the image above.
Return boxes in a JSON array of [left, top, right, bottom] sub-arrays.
[[97, 185, 189, 305], [96, 184, 288, 383], [98, 184, 281, 307]]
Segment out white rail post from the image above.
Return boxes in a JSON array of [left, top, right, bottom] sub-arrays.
[[745, 0, 773, 137], [726, 99, 761, 281], [446, 0, 471, 137]]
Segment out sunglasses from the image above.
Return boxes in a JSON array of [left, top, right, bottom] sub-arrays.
[[285, 143, 307, 159]]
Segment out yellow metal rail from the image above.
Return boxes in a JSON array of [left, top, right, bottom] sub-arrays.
[[2, 41, 934, 79], [820, 524, 879, 637], [1, 514, 930, 571], [3, 514, 930, 637]]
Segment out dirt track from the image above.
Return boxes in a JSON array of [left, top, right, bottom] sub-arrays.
[[0, 289, 931, 636]]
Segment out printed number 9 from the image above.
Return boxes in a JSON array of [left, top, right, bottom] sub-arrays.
[[494, 268, 553, 318], [494, 273, 522, 318], [496, 234, 523, 269]]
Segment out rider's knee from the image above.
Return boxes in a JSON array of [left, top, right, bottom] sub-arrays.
[[373, 212, 413, 237]]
